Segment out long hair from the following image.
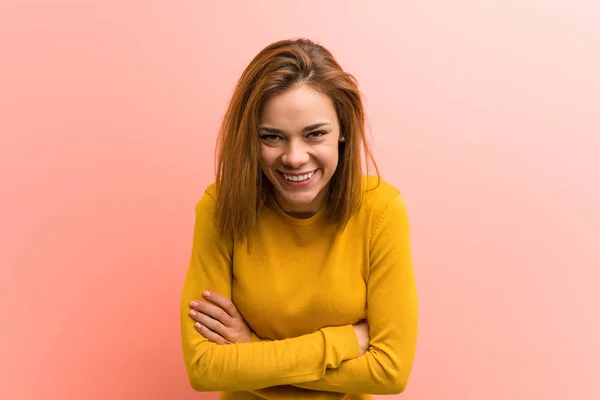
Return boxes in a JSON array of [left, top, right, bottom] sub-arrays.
[[214, 38, 379, 244]]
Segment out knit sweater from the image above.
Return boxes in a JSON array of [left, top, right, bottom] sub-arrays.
[[180, 176, 418, 399]]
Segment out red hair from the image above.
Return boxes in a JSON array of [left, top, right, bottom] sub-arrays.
[[214, 38, 379, 243]]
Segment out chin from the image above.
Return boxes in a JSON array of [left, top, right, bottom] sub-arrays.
[[282, 193, 318, 206]]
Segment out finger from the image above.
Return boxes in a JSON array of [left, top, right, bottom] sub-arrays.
[[189, 309, 231, 339], [202, 290, 241, 318], [190, 299, 233, 326], [194, 322, 230, 345]]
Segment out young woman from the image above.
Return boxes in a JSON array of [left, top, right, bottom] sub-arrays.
[[180, 38, 418, 400]]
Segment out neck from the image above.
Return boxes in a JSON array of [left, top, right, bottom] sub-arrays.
[[269, 186, 328, 219]]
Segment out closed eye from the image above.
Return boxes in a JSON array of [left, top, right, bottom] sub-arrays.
[[259, 134, 282, 141], [307, 130, 328, 138]]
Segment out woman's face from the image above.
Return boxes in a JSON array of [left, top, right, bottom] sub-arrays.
[[258, 85, 341, 218]]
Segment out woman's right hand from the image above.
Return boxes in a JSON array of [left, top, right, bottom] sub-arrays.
[[352, 320, 370, 356]]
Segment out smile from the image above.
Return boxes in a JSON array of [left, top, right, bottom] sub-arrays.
[[281, 170, 316, 182], [276, 169, 318, 187]]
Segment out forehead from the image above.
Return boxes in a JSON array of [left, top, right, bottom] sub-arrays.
[[260, 85, 338, 129]]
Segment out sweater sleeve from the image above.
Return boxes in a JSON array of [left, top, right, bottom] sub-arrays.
[[180, 190, 360, 392], [293, 194, 419, 395]]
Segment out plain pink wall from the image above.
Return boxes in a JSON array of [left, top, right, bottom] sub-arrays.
[[1, 1, 599, 399]]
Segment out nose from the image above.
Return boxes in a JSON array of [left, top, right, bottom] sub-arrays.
[[281, 140, 310, 168]]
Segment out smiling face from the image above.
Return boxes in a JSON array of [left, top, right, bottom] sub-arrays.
[[258, 85, 342, 218]]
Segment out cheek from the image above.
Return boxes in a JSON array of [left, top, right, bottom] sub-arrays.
[[322, 147, 340, 168], [259, 147, 276, 170]]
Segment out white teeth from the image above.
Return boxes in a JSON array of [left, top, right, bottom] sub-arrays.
[[283, 170, 315, 182]]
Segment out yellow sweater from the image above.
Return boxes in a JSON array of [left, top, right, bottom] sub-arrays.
[[180, 176, 418, 400]]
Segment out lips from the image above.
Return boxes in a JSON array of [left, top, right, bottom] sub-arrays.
[[280, 170, 316, 182], [276, 169, 318, 187]]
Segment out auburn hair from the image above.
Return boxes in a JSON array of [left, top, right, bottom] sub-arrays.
[[214, 38, 379, 243]]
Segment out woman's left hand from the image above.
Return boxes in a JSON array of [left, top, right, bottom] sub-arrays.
[[188, 290, 252, 344]]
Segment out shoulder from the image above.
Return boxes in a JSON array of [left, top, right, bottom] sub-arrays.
[[194, 182, 218, 214], [356, 175, 410, 237], [204, 182, 218, 200], [359, 176, 410, 246], [360, 175, 404, 216]]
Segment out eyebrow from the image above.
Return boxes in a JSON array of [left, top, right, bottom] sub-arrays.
[[258, 122, 331, 134]]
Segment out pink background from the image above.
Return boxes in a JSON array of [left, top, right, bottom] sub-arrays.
[[2, 1, 599, 399]]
